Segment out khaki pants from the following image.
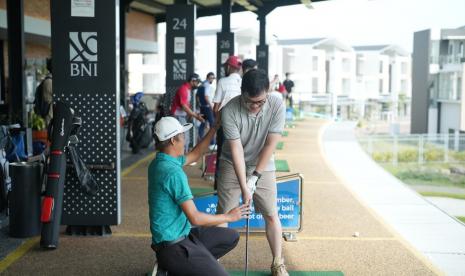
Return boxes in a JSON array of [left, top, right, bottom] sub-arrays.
[[216, 160, 277, 216]]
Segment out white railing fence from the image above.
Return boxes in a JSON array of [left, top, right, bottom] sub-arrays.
[[358, 133, 465, 165]]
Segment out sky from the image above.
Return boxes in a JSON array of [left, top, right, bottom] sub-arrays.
[[195, 0, 465, 52]]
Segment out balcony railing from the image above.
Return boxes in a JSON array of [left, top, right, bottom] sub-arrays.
[[439, 55, 465, 65]]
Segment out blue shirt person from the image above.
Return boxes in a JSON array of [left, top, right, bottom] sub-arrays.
[[195, 72, 216, 142]]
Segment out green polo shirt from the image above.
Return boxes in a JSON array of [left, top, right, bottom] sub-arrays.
[[148, 152, 193, 245]]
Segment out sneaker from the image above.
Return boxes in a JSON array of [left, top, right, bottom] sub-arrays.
[[271, 257, 289, 276]]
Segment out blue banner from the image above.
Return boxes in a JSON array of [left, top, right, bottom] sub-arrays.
[[193, 175, 302, 231]]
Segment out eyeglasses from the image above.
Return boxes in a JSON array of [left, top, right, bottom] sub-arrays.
[[243, 96, 267, 107]]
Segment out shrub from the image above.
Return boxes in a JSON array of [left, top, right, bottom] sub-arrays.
[[424, 148, 445, 161], [398, 149, 418, 162], [451, 151, 465, 162], [372, 152, 392, 163]]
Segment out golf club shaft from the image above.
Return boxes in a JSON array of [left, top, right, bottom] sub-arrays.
[[245, 215, 249, 276]]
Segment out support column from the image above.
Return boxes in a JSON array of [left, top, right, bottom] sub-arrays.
[[256, 13, 268, 75], [165, 3, 195, 148], [51, 0, 121, 228], [165, 3, 195, 109], [6, 0, 26, 125], [120, 0, 128, 107], [217, 0, 235, 79]]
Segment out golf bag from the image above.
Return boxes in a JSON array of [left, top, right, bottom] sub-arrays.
[[67, 117, 99, 196], [126, 94, 151, 154], [40, 102, 76, 249], [0, 126, 12, 214]]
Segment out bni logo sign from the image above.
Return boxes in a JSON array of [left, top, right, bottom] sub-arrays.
[[69, 32, 98, 77], [173, 59, 187, 81]]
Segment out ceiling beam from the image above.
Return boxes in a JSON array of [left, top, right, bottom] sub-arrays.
[[154, 0, 327, 23], [191, 0, 207, 8], [133, 0, 167, 11], [156, 3, 249, 22], [248, 0, 263, 7]]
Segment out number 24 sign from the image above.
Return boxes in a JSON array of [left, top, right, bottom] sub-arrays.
[[172, 18, 187, 30]]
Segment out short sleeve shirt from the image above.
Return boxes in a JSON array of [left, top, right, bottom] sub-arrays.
[[148, 153, 193, 245], [196, 80, 212, 107], [220, 95, 285, 171], [170, 82, 192, 116], [212, 73, 241, 110], [204, 81, 214, 106], [283, 79, 294, 93]]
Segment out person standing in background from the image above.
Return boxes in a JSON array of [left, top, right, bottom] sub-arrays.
[[212, 56, 242, 189], [283, 72, 295, 108], [196, 72, 216, 143], [242, 58, 258, 75], [170, 73, 205, 153]]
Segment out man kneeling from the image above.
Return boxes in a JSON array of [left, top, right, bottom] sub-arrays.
[[148, 116, 249, 275]]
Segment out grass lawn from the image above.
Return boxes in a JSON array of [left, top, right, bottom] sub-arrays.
[[382, 164, 465, 189], [419, 192, 465, 200], [457, 217, 465, 223]]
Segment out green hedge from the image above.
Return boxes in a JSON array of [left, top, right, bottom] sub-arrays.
[[398, 149, 418, 162]]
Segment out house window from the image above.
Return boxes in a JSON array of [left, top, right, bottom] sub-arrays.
[[457, 76, 462, 100], [342, 58, 350, 73], [312, 77, 318, 94], [312, 56, 318, 71], [401, 80, 407, 94], [143, 54, 157, 65], [342, 79, 350, 95], [379, 61, 383, 73], [401, 62, 407, 74], [356, 57, 364, 76], [379, 79, 383, 93], [143, 73, 158, 93]]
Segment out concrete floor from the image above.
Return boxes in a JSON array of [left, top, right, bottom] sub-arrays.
[[0, 118, 440, 275]]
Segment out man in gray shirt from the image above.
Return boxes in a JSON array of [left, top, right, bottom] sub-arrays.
[[217, 69, 288, 276]]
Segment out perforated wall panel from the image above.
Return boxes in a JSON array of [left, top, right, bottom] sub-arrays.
[[58, 92, 119, 225]]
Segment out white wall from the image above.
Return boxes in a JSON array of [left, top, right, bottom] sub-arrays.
[[428, 107, 438, 134], [195, 34, 217, 80], [440, 102, 461, 133]]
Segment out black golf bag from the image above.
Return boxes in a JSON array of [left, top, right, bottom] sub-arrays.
[[40, 102, 76, 249], [0, 126, 12, 214], [126, 101, 151, 154]]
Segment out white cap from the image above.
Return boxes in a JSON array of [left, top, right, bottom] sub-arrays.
[[154, 116, 192, 141]]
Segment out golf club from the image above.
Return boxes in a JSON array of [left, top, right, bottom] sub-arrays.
[[245, 202, 251, 276]]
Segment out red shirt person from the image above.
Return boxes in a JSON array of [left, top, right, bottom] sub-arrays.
[[170, 73, 204, 153]]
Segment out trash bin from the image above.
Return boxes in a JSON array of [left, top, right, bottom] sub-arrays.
[[9, 162, 43, 238]]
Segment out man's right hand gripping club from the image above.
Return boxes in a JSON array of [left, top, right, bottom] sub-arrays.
[[243, 170, 260, 204]]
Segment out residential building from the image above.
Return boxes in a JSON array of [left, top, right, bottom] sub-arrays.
[[276, 38, 356, 119], [411, 26, 465, 135], [353, 45, 411, 120]]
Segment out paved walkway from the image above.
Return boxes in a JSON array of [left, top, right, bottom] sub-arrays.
[[425, 197, 465, 217], [322, 121, 465, 276], [0, 118, 443, 275]]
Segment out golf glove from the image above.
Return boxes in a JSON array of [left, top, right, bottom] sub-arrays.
[[246, 175, 258, 195]]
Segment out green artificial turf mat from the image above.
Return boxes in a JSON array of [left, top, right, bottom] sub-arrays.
[[275, 159, 290, 172], [282, 131, 289, 137], [191, 187, 215, 196], [276, 142, 284, 150], [228, 271, 344, 276]]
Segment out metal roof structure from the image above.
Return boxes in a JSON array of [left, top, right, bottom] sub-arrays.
[[129, 0, 327, 22]]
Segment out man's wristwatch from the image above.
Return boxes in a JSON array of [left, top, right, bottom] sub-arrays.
[[252, 170, 262, 179]]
